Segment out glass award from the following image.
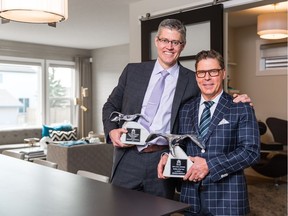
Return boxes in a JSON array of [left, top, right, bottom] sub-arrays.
[[146, 133, 205, 178], [110, 111, 149, 145], [164, 145, 193, 178]]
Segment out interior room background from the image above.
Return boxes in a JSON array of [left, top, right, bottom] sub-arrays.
[[0, 0, 286, 148]]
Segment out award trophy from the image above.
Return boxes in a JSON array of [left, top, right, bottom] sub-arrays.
[[146, 133, 205, 178], [110, 111, 149, 145]]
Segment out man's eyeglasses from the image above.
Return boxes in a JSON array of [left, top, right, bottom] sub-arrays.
[[195, 69, 222, 78], [157, 37, 184, 47]]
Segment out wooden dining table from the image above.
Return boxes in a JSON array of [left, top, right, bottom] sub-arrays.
[[0, 154, 190, 216]]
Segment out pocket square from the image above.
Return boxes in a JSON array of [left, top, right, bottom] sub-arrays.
[[218, 119, 229, 125]]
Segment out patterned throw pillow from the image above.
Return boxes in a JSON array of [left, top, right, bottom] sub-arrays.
[[50, 129, 77, 141], [42, 124, 73, 137]]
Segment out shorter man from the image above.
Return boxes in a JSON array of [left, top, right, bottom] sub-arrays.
[[158, 50, 260, 215]]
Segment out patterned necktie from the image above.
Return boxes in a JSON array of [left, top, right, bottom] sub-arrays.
[[199, 101, 214, 138], [141, 70, 169, 131]]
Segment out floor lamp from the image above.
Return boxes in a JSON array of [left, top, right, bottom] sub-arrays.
[[74, 86, 88, 139]]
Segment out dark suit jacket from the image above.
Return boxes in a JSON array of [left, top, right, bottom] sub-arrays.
[[178, 91, 260, 215], [102, 60, 199, 179]]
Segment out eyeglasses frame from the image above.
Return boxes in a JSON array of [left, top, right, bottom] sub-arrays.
[[195, 68, 223, 78], [157, 37, 184, 47]]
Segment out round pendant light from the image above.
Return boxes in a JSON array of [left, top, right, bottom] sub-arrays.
[[257, 12, 287, 40], [0, 0, 68, 24]]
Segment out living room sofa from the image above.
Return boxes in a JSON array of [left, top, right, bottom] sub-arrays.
[[47, 143, 114, 178], [0, 128, 42, 153]]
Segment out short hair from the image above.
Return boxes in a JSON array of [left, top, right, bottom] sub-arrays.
[[195, 50, 225, 70], [156, 19, 186, 43]]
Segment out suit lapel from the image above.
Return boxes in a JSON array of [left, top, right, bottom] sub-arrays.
[[193, 98, 201, 133], [170, 65, 190, 129], [204, 92, 231, 142], [134, 61, 155, 111]]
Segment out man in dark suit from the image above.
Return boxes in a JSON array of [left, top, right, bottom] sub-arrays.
[[103, 19, 251, 199], [158, 50, 260, 215]]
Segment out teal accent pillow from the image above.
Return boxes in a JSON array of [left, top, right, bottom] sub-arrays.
[[42, 125, 54, 137], [42, 124, 73, 137], [53, 124, 73, 131]]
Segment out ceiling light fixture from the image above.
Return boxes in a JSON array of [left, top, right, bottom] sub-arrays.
[[257, 4, 288, 40], [0, 0, 68, 27]]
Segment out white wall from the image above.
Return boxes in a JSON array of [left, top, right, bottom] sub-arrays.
[[91, 44, 129, 134], [232, 25, 287, 142]]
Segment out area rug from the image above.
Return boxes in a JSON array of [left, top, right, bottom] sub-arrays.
[[248, 182, 287, 216]]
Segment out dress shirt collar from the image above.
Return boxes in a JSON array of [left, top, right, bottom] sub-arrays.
[[153, 60, 179, 77], [200, 90, 223, 106]]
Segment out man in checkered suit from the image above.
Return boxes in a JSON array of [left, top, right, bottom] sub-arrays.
[[158, 50, 260, 215]]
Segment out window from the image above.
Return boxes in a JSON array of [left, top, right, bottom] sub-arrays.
[[0, 58, 43, 129], [19, 98, 29, 113], [256, 41, 288, 76], [46, 61, 76, 126], [0, 56, 76, 129]]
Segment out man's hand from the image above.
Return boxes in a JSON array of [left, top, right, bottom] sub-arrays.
[[109, 128, 132, 148], [184, 156, 209, 182], [233, 93, 253, 106], [157, 153, 168, 179]]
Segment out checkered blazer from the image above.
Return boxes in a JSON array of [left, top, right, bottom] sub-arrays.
[[179, 91, 260, 216]]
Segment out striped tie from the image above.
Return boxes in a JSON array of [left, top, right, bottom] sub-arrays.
[[199, 101, 214, 138]]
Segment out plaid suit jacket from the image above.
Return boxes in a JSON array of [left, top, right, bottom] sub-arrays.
[[179, 91, 260, 215]]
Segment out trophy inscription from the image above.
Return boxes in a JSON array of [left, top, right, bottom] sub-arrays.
[[146, 133, 205, 178], [170, 158, 187, 176], [110, 111, 149, 145]]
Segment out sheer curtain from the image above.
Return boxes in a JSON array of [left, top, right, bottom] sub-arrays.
[[75, 56, 92, 138]]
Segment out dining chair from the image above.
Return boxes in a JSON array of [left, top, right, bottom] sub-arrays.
[[77, 170, 110, 183], [33, 158, 58, 169], [2, 150, 25, 160], [252, 119, 287, 187]]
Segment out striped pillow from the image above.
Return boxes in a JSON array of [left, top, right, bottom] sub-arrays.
[[50, 129, 77, 141]]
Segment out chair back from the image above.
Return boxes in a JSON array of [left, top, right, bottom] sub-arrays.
[[266, 117, 287, 146], [77, 170, 110, 183], [258, 121, 267, 136], [33, 159, 58, 169], [2, 150, 25, 160]]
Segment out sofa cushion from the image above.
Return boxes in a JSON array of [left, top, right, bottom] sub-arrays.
[[42, 124, 73, 137], [50, 129, 77, 141]]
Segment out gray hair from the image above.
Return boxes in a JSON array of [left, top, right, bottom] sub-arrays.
[[156, 19, 186, 43]]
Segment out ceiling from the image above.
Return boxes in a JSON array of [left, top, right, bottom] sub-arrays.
[[0, 0, 142, 50], [228, 1, 287, 28], [0, 0, 286, 50]]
